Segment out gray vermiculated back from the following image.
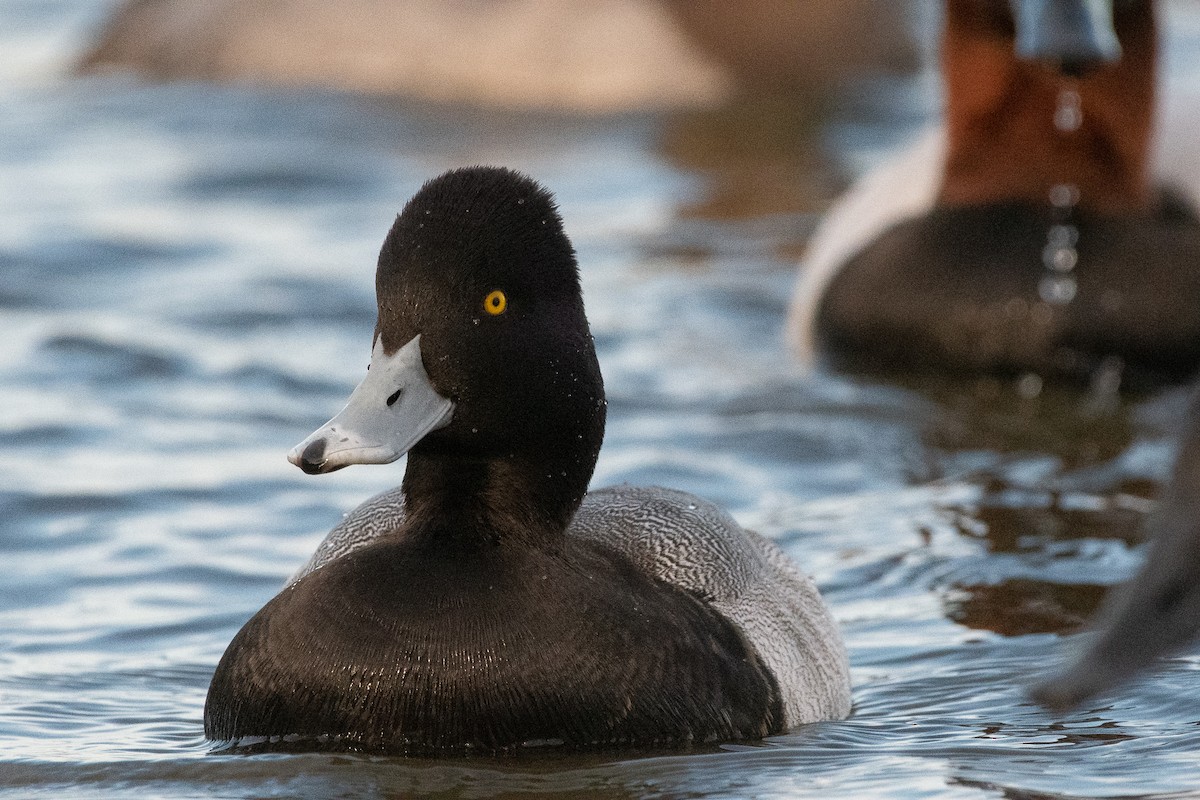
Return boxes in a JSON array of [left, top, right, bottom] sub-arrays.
[[568, 485, 851, 726], [290, 486, 407, 582]]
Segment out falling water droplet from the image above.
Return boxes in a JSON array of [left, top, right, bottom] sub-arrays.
[[1054, 87, 1083, 132], [1047, 224, 1078, 247], [1017, 372, 1044, 400], [1039, 274, 1077, 304], [1042, 244, 1078, 272], [1049, 183, 1080, 208]]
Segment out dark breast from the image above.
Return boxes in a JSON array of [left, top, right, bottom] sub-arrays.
[[204, 536, 782, 754], [816, 200, 1200, 389]]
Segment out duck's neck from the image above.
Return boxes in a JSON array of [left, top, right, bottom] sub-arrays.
[[400, 447, 595, 550], [938, 0, 1156, 215]]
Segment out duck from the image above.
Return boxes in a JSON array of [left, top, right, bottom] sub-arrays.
[[76, 0, 918, 113], [787, 0, 1200, 390], [203, 167, 851, 754], [1031, 387, 1200, 709]]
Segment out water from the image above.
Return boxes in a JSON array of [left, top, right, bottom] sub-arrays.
[[4, 2, 1200, 798]]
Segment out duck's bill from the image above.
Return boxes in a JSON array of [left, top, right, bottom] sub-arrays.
[[1011, 0, 1121, 70], [287, 334, 454, 475], [1031, 408, 1200, 710]]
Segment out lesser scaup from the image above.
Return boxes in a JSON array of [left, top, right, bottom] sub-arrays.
[[788, 0, 1200, 389], [204, 167, 851, 754]]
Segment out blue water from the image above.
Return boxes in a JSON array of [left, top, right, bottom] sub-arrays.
[[5, 2, 1200, 798]]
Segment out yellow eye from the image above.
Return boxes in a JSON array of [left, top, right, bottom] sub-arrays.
[[483, 289, 507, 316]]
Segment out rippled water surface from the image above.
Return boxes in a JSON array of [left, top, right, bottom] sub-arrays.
[[6, 2, 1200, 798]]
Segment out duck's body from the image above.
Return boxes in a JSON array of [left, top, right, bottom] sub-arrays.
[[78, 0, 918, 113], [284, 483, 851, 738], [208, 505, 784, 752], [789, 0, 1200, 388], [205, 167, 850, 754], [810, 193, 1200, 386]]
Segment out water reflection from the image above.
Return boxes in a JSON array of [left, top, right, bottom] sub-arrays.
[[944, 579, 1108, 636], [659, 94, 840, 238]]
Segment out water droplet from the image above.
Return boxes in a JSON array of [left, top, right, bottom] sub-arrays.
[[1049, 183, 1080, 208], [1039, 274, 1077, 304], [1016, 372, 1044, 400], [1054, 87, 1083, 132], [1042, 244, 1078, 272], [1046, 224, 1078, 248], [1082, 356, 1125, 417]]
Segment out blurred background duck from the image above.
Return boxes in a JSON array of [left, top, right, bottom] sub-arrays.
[[789, 0, 1200, 392], [77, 0, 918, 113]]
